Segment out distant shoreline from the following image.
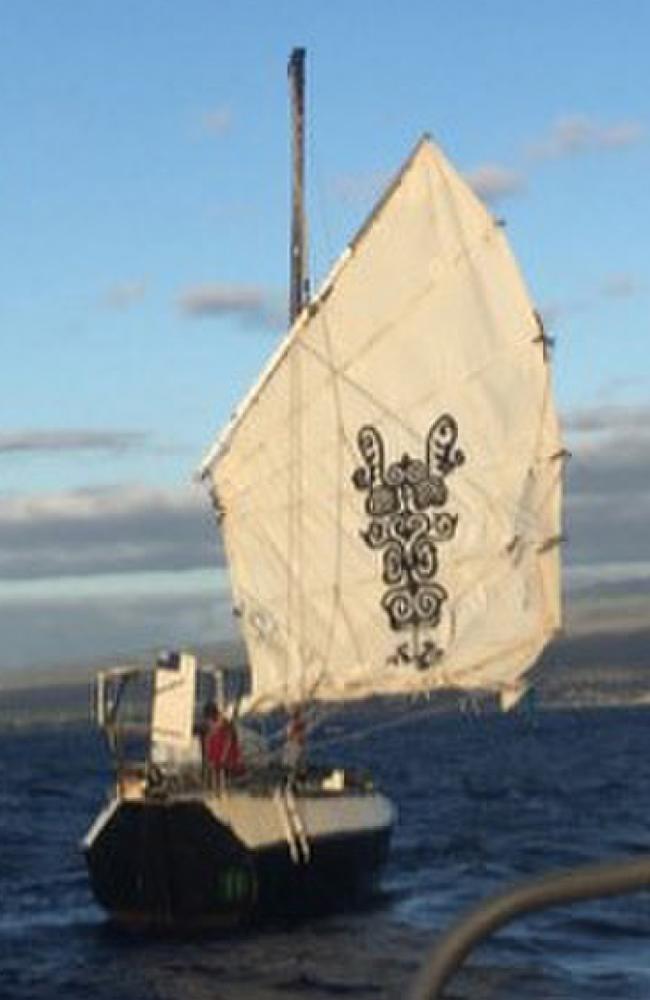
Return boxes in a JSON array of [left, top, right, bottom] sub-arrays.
[[2, 616, 650, 730]]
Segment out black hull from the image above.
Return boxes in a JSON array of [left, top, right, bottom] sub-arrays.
[[84, 798, 391, 930]]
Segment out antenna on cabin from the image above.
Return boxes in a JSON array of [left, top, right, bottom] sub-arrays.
[[288, 47, 309, 324]]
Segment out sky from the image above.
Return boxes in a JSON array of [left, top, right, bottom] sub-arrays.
[[2, 0, 649, 683]]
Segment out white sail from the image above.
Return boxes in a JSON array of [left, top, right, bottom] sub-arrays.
[[499, 682, 528, 713], [200, 137, 564, 710]]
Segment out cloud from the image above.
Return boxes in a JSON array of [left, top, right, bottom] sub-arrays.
[[562, 403, 650, 570], [0, 587, 235, 673], [566, 560, 650, 593], [600, 273, 645, 299], [464, 164, 525, 203], [592, 375, 644, 401], [565, 487, 650, 570], [0, 485, 223, 581], [101, 280, 148, 310], [536, 271, 646, 328], [178, 283, 285, 330], [527, 115, 645, 161], [0, 430, 147, 456], [4, 401, 650, 673], [200, 105, 232, 136], [563, 403, 650, 435], [180, 284, 264, 315], [455, 113, 646, 222], [535, 294, 593, 328], [565, 407, 650, 496]]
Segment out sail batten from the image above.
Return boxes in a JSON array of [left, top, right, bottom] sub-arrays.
[[201, 139, 563, 710]]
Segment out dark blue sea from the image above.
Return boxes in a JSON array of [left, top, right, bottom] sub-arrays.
[[3, 704, 650, 999]]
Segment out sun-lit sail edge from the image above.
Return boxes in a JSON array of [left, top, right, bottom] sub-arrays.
[[197, 135, 447, 480]]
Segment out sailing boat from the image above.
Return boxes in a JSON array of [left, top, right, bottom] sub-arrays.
[[83, 50, 563, 929]]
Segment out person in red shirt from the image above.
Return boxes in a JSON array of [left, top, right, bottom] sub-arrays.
[[203, 703, 245, 778]]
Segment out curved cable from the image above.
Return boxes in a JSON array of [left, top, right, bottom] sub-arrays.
[[409, 855, 650, 1000]]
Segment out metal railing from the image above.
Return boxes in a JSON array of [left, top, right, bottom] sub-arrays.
[[410, 855, 650, 999]]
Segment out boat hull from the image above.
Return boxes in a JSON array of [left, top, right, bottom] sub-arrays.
[[83, 792, 393, 929]]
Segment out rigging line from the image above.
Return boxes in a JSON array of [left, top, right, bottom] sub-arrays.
[[200, 190, 363, 473], [433, 146, 505, 350], [226, 442, 553, 595], [226, 547, 297, 655], [313, 308, 346, 671], [287, 352, 294, 664], [218, 463, 296, 510], [403, 327, 539, 420], [287, 336, 302, 683], [225, 468, 548, 624], [201, 145, 483, 473], [228, 560, 372, 672], [231, 523, 338, 664], [524, 461, 565, 526], [268, 444, 549, 528], [214, 413, 347, 503], [221, 432, 375, 559], [210, 346, 350, 484], [232, 586, 367, 705], [257, 699, 335, 756], [219, 307, 542, 504], [334, 276, 438, 378], [217, 430, 296, 487], [437, 380, 559, 532], [286, 696, 368, 750], [335, 199, 501, 380], [306, 696, 465, 753], [230, 507, 377, 705], [230, 515, 302, 616], [298, 337, 427, 444], [337, 596, 367, 669], [298, 324, 547, 474], [220, 437, 536, 517], [215, 419, 361, 513], [219, 239, 519, 488], [227, 490, 371, 571], [215, 431, 370, 541], [306, 66, 336, 286], [294, 324, 307, 697]]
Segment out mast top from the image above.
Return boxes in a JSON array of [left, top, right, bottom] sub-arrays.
[[288, 47, 306, 71]]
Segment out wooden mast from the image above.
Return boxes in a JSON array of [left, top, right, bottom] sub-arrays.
[[288, 47, 308, 324]]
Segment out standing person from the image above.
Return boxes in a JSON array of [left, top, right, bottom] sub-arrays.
[[282, 705, 307, 771], [199, 701, 219, 778], [206, 706, 244, 778]]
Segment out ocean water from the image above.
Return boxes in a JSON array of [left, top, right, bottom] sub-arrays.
[[2, 705, 650, 999]]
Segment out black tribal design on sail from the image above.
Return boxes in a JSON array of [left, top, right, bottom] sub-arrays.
[[352, 415, 464, 670]]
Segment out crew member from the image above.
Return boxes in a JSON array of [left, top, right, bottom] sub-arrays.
[[204, 703, 244, 777]]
